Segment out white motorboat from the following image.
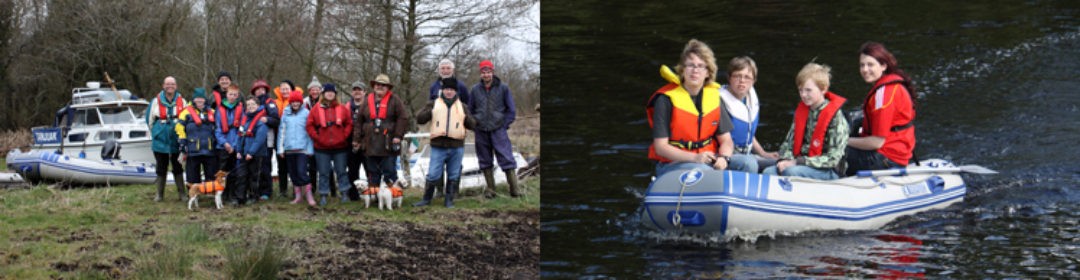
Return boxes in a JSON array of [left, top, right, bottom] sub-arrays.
[[29, 82, 153, 163]]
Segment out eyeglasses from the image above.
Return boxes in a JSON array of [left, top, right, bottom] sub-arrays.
[[684, 63, 708, 71], [731, 74, 755, 82]]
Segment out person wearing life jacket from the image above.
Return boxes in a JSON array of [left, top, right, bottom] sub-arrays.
[[721, 56, 780, 173], [647, 39, 735, 177], [353, 74, 409, 195], [344, 81, 367, 201], [415, 77, 477, 208], [210, 71, 232, 107], [175, 88, 219, 186], [146, 76, 188, 202], [278, 89, 316, 206], [248, 80, 280, 201], [214, 84, 244, 203], [846, 42, 917, 175], [234, 96, 271, 206], [306, 83, 354, 206], [764, 62, 850, 180]]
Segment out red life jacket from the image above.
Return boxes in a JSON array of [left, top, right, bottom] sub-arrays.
[[861, 73, 916, 165], [184, 107, 215, 126], [239, 109, 266, 137], [646, 78, 723, 162], [367, 91, 393, 119], [217, 101, 243, 133], [313, 102, 348, 128], [861, 73, 913, 136], [792, 92, 846, 157], [157, 93, 185, 120]]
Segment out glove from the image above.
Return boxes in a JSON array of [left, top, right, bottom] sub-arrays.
[[178, 139, 189, 154]]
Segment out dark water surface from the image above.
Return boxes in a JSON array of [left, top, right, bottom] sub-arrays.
[[541, 0, 1079, 278]]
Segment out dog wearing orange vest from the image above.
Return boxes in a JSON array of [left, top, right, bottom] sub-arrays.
[[187, 170, 228, 210], [354, 179, 405, 210]]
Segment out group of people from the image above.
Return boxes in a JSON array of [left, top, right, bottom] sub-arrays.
[[649, 39, 916, 180], [147, 59, 521, 208]]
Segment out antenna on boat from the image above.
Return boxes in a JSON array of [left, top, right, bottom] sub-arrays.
[[104, 72, 122, 102]]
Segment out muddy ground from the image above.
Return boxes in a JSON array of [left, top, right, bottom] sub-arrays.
[[289, 209, 540, 279]]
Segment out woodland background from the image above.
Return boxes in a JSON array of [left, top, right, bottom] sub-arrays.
[[0, 0, 540, 130]]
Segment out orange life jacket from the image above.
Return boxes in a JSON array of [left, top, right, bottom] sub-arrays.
[[360, 186, 404, 198], [792, 92, 846, 157], [217, 101, 243, 133], [157, 93, 185, 120], [647, 66, 722, 163], [194, 180, 225, 194]]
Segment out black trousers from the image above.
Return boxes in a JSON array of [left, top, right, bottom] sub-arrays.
[[184, 154, 219, 184], [217, 149, 238, 200], [275, 149, 289, 196], [346, 150, 365, 200], [364, 155, 398, 186], [844, 147, 904, 176], [153, 152, 184, 182], [235, 156, 266, 202]]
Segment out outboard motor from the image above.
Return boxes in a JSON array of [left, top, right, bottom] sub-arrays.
[[102, 139, 122, 160], [847, 110, 864, 137]]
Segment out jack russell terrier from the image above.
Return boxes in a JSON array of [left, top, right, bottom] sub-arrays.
[[187, 170, 227, 210], [354, 179, 405, 210]]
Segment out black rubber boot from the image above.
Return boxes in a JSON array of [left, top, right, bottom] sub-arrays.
[[414, 180, 439, 207], [482, 168, 497, 199], [154, 177, 165, 202], [444, 179, 459, 208]]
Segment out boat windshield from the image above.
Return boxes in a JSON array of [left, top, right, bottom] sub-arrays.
[[71, 108, 101, 127], [99, 107, 136, 125]]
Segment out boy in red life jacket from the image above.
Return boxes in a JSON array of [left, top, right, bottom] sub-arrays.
[[175, 88, 219, 187], [764, 62, 849, 180], [214, 85, 244, 203]]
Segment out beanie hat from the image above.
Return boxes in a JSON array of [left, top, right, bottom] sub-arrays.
[[307, 76, 321, 90], [216, 71, 232, 81], [192, 87, 207, 100], [288, 90, 304, 103], [479, 60, 494, 71], [323, 83, 337, 94], [440, 78, 458, 90]]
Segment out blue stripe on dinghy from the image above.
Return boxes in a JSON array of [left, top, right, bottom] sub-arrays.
[[728, 171, 745, 197], [644, 185, 965, 221], [759, 174, 770, 199], [719, 204, 728, 236], [8, 159, 157, 178]]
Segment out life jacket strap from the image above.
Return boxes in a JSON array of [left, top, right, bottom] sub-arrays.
[[668, 138, 712, 150]]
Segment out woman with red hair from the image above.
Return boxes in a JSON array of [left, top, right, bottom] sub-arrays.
[[846, 42, 917, 175]]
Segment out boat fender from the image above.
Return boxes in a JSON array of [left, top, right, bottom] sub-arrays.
[[667, 210, 706, 227], [78, 151, 86, 158]]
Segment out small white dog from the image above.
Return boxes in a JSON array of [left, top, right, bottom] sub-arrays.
[[354, 179, 405, 210]]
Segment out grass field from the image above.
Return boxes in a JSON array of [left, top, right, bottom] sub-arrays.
[[0, 176, 539, 279]]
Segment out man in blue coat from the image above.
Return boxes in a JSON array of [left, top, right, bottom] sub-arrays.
[[469, 60, 519, 198]]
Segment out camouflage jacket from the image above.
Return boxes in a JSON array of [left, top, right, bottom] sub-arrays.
[[777, 99, 849, 169]]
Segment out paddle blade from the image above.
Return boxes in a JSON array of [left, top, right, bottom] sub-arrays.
[[958, 165, 998, 174]]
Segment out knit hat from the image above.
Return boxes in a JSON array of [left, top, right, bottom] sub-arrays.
[[351, 81, 365, 90], [216, 71, 232, 81], [323, 83, 337, 94], [479, 60, 494, 71], [192, 87, 207, 100], [440, 78, 458, 90], [281, 80, 295, 91], [250, 79, 270, 95], [307, 76, 321, 90], [370, 74, 393, 89], [288, 90, 304, 103]]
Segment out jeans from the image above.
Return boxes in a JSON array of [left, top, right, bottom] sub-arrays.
[[728, 153, 778, 173], [364, 155, 398, 186], [314, 149, 350, 196], [284, 153, 310, 186], [763, 165, 839, 180], [655, 161, 714, 177], [427, 146, 464, 182]]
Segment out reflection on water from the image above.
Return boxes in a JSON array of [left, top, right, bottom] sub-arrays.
[[542, 0, 1080, 278]]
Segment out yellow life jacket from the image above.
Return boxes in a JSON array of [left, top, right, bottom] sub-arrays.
[[430, 98, 467, 140]]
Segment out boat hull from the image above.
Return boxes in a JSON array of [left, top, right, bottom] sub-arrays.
[[6, 149, 173, 185], [642, 159, 965, 240]]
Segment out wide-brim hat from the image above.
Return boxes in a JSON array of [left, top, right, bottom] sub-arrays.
[[370, 74, 393, 89]]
